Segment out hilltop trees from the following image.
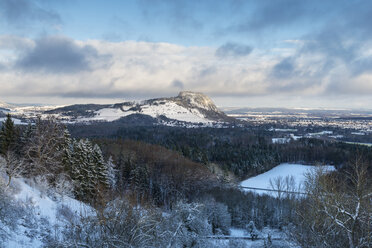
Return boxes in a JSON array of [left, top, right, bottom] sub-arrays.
[[0, 115, 113, 203]]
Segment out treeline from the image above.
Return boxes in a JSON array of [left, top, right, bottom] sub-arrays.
[[69, 124, 372, 179], [0, 114, 114, 203], [0, 114, 219, 207], [0, 114, 247, 247], [96, 138, 218, 208], [2, 115, 371, 247]]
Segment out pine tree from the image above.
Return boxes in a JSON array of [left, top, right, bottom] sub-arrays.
[[68, 139, 111, 201], [106, 156, 117, 189], [69, 139, 93, 199], [0, 113, 17, 155], [20, 124, 34, 148], [60, 128, 73, 170], [91, 144, 109, 188]]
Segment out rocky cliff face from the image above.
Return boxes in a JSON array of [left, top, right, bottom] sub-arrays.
[[175, 91, 220, 112], [169, 91, 230, 121]]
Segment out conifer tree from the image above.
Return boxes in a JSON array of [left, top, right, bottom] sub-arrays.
[[0, 114, 17, 155], [68, 139, 111, 201], [106, 156, 117, 189], [92, 144, 109, 188], [70, 139, 95, 199], [20, 124, 34, 149], [60, 128, 73, 171]]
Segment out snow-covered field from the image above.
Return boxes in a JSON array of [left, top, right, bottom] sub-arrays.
[[0, 117, 27, 125], [240, 163, 335, 196], [80, 101, 214, 124], [272, 138, 291, 144]]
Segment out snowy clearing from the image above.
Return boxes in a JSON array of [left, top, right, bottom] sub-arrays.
[[0, 117, 27, 125], [240, 163, 335, 196]]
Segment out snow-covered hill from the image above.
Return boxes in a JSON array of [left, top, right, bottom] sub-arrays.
[[1, 91, 234, 126], [0, 101, 15, 110], [62, 91, 232, 124]]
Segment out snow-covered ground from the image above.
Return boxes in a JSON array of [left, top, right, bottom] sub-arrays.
[[342, 141, 372, 147], [212, 227, 299, 247], [14, 179, 92, 225], [272, 138, 291, 144], [0, 117, 26, 125], [79, 101, 214, 124], [1, 177, 92, 248], [81, 107, 135, 122], [240, 163, 335, 196]]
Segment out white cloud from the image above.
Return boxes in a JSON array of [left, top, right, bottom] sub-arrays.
[[0, 37, 272, 99], [0, 36, 372, 109]]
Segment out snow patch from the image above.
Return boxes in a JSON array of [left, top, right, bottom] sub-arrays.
[[78, 101, 215, 124], [0, 117, 27, 125], [240, 163, 335, 196]]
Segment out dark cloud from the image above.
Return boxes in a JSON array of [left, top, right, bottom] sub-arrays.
[[0, 0, 61, 25], [350, 58, 372, 76], [215, 42, 253, 58], [0, 35, 33, 51], [172, 79, 184, 89], [0, 62, 6, 71], [270, 58, 295, 79], [221, 0, 339, 35], [34, 88, 168, 99], [267, 0, 372, 93], [268, 56, 327, 93], [246, 0, 310, 30], [16, 36, 105, 73], [302, 29, 358, 63], [198, 66, 217, 77]]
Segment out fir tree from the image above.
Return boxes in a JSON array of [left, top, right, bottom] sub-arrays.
[[106, 156, 117, 189], [60, 128, 73, 171], [91, 144, 109, 188], [0, 113, 17, 155], [68, 139, 111, 201]]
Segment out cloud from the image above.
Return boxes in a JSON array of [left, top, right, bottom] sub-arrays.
[[0, 35, 34, 51], [0, 0, 61, 26], [0, 38, 269, 99], [245, 0, 310, 30], [220, 0, 344, 35], [270, 57, 295, 79], [16, 36, 110, 73], [138, 0, 203, 34], [172, 79, 184, 89], [263, 1, 372, 96], [215, 42, 253, 58], [1, 35, 372, 106]]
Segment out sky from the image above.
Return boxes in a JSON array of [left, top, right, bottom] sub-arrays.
[[1, 0, 372, 109]]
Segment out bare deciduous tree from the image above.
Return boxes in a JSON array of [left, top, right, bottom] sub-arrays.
[[0, 151, 24, 187], [24, 116, 65, 178], [302, 159, 372, 248]]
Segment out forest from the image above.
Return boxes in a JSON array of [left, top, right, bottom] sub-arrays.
[[0, 114, 371, 247]]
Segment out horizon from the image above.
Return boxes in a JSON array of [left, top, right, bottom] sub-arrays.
[[2, 90, 372, 112], [1, 0, 372, 109]]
